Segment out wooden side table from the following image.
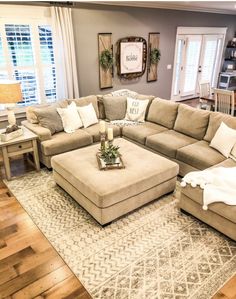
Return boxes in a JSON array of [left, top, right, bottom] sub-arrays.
[[0, 126, 40, 180]]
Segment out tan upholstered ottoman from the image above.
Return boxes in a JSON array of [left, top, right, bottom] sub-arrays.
[[51, 138, 179, 225]]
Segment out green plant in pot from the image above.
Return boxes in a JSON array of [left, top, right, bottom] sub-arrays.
[[99, 49, 113, 71], [99, 143, 120, 165], [150, 48, 161, 65]]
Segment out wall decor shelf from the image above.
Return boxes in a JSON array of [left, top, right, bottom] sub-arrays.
[[98, 33, 113, 89], [222, 34, 236, 72], [147, 32, 160, 82]]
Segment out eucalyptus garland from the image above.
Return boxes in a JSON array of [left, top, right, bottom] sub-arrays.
[[150, 48, 161, 65], [99, 49, 113, 70]]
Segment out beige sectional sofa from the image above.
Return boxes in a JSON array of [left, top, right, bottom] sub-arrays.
[[22, 93, 236, 174], [22, 92, 236, 239]]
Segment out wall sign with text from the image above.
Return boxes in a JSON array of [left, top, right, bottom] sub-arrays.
[[117, 37, 147, 80]]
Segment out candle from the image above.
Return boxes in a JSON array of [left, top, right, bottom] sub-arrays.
[[99, 120, 106, 133], [107, 128, 113, 141]]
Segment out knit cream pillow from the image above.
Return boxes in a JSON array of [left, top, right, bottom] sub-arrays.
[[77, 103, 98, 128], [210, 122, 236, 158]]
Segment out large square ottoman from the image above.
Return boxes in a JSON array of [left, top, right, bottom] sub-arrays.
[[51, 138, 179, 225]]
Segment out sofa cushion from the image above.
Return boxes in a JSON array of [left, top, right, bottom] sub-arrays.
[[68, 95, 99, 118], [174, 104, 210, 140], [83, 122, 121, 143], [123, 121, 168, 145], [181, 184, 236, 224], [176, 140, 225, 170], [136, 94, 155, 101], [22, 120, 51, 142], [146, 130, 197, 158], [26, 104, 51, 124], [147, 98, 179, 129], [40, 130, 92, 156], [34, 106, 64, 135], [26, 100, 68, 124], [102, 96, 127, 121], [204, 112, 236, 142]]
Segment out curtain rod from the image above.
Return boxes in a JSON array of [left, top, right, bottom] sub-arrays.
[[49, 1, 74, 6], [0, 1, 75, 7]]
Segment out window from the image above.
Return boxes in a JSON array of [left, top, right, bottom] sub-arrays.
[[0, 6, 57, 107]]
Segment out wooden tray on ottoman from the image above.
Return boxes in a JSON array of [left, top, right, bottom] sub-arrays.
[[96, 153, 125, 170]]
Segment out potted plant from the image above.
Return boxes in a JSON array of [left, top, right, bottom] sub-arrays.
[[99, 143, 120, 165]]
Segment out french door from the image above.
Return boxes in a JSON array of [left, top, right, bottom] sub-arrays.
[[171, 32, 225, 101]]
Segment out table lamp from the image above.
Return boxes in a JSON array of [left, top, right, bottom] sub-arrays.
[[0, 80, 22, 127]]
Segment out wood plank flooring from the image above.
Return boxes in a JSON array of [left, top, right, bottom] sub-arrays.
[[212, 275, 236, 299], [0, 168, 91, 299]]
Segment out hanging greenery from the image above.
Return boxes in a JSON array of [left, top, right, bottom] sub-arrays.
[[99, 49, 113, 71], [150, 48, 161, 65]]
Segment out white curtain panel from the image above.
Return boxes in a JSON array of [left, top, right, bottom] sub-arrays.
[[51, 6, 79, 99]]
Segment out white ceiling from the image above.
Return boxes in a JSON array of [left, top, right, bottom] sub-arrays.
[[89, 1, 236, 15]]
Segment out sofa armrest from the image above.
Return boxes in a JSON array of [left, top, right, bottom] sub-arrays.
[[22, 120, 51, 141]]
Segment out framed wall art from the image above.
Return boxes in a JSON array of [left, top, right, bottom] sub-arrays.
[[116, 36, 147, 80], [98, 33, 113, 89], [147, 32, 160, 82]]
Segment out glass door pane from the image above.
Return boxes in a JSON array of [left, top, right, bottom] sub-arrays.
[[181, 35, 202, 96], [173, 38, 185, 96], [200, 36, 218, 84]]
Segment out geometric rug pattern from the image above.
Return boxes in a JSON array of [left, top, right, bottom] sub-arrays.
[[5, 169, 236, 299]]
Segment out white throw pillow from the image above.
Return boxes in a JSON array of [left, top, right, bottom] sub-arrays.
[[57, 102, 82, 133], [210, 122, 236, 158], [125, 97, 149, 122], [77, 103, 98, 128]]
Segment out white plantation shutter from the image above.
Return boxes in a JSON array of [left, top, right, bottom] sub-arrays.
[[182, 35, 202, 95], [38, 25, 56, 103], [200, 35, 223, 87], [173, 38, 185, 96], [0, 9, 57, 106]]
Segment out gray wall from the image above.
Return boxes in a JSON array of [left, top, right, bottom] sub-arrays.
[[72, 3, 236, 99]]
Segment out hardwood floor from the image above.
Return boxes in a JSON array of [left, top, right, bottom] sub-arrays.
[[0, 145, 235, 299], [0, 159, 91, 299], [212, 275, 236, 299]]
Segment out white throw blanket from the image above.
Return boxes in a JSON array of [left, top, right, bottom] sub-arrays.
[[181, 167, 236, 210]]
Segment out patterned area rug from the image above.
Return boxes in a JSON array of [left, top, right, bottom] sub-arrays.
[[5, 169, 236, 299]]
